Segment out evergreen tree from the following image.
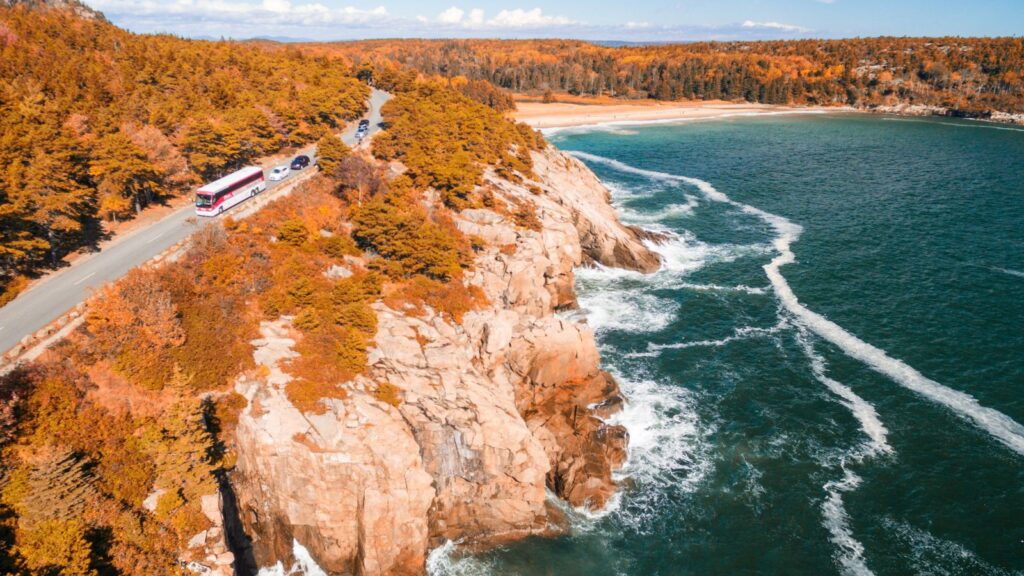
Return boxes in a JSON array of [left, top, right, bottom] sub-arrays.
[[18, 145, 93, 266], [316, 133, 351, 175], [16, 446, 96, 529], [17, 518, 96, 576], [180, 119, 241, 180], [152, 366, 216, 502], [89, 131, 162, 220]]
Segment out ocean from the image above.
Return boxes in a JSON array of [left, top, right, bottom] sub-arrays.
[[430, 113, 1024, 575]]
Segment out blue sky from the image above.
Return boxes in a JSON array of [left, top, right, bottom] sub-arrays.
[[83, 0, 1024, 41]]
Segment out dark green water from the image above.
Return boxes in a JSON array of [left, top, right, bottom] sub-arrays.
[[429, 114, 1024, 576]]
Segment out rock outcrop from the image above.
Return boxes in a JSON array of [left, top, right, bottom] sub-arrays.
[[230, 146, 659, 574]]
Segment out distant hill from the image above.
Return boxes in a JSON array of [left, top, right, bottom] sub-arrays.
[[0, 0, 103, 19]]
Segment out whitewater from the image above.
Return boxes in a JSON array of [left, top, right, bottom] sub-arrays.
[[570, 150, 1024, 458]]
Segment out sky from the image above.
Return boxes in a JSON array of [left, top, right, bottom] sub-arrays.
[[82, 0, 1024, 42]]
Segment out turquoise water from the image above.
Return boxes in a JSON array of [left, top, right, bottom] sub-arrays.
[[431, 114, 1024, 576]]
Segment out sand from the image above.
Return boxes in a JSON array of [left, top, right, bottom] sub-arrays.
[[514, 99, 839, 129]]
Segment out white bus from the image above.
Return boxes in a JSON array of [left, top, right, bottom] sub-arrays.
[[195, 166, 265, 216]]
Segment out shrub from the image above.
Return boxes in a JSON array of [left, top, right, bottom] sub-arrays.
[[87, 268, 184, 390], [0, 275, 28, 307], [385, 275, 486, 323], [373, 83, 541, 210], [335, 303, 377, 334], [276, 218, 310, 247], [352, 194, 469, 280], [512, 199, 542, 231], [284, 379, 347, 415], [319, 234, 361, 258], [373, 382, 403, 407], [316, 134, 351, 174]]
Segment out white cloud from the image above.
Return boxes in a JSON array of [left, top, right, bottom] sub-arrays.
[[83, 0, 814, 41], [436, 6, 464, 24], [429, 6, 574, 29], [86, 0, 391, 32], [741, 20, 810, 33], [486, 8, 573, 28]]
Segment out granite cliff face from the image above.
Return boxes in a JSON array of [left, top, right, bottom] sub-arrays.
[[229, 147, 659, 575]]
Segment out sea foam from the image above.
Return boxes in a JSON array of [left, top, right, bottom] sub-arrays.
[[256, 540, 328, 576], [426, 540, 495, 576], [821, 466, 875, 576], [571, 151, 1024, 458]]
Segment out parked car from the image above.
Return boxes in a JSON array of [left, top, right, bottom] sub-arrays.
[[268, 165, 290, 181], [290, 155, 311, 170]]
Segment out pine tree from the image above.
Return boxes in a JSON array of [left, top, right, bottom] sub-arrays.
[[316, 133, 351, 175], [17, 518, 96, 576], [17, 145, 93, 266], [153, 367, 216, 502], [180, 119, 241, 180], [89, 131, 162, 220], [16, 446, 96, 530]]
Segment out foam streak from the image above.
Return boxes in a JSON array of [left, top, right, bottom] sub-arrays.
[[572, 151, 1024, 457]]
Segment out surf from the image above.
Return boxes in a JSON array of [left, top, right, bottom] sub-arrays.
[[571, 151, 1024, 458]]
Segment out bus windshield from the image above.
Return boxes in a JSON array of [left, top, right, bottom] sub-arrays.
[[195, 194, 213, 207]]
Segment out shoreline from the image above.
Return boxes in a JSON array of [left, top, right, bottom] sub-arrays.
[[514, 100, 847, 130], [514, 99, 1024, 131]]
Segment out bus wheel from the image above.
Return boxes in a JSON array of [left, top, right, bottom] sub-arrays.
[[218, 206, 224, 215]]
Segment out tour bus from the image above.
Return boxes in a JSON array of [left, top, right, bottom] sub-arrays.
[[195, 166, 265, 216]]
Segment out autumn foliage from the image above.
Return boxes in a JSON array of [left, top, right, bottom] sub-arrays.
[[372, 82, 544, 210], [327, 37, 1024, 115], [0, 6, 536, 573], [0, 3, 368, 298]]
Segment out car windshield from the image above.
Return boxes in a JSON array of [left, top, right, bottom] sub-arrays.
[[195, 194, 212, 207]]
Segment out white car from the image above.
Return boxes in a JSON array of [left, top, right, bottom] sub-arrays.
[[268, 165, 290, 181]]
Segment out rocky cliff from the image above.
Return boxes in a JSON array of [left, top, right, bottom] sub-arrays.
[[229, 146, 659, 575]]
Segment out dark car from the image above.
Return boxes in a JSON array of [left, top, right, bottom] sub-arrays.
[[358, 119, 370, 128], [290, 155, 311, 170]]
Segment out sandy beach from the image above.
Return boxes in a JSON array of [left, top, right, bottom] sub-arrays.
[[514, 98, 839, 129]]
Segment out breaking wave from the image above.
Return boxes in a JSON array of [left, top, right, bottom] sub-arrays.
[[571, 151, 1024, 458], [881, 116, 1024, 134], [603, 368, 711, 533], [577, 290, 679, 333], [256, 540, 327, 576], [426, 540, 495, 576]]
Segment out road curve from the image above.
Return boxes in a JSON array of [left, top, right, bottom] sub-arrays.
[[0, 88, 392, 355]]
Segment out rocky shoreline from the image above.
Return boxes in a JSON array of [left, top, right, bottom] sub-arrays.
[[224, 146, 660, 575], [864, 103, 1024, 125]]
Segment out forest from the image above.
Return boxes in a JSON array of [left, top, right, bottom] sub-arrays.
[[0, 128, 516, 576], [320, 37, 1024, 114], [0, 2, 368, 303], [0, 3, 548, 573]]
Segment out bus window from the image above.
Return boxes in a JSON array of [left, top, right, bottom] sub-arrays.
[[196, 194, 213, 207]]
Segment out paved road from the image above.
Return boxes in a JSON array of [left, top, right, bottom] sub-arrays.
[[0, 88, 391, 355]]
